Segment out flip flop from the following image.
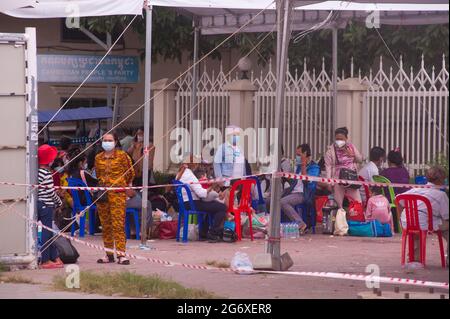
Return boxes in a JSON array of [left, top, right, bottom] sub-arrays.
[[97, 255, 115, 264]]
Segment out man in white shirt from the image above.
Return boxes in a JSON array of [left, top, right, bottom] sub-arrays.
[[399, 166, 449, 266], [358, 147, 386, 203]]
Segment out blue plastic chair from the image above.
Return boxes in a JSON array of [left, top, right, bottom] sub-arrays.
[[125, 208, 141, 240], [415, 175, 428, 185], [172, 180, 212, 243], [67, 178, 97, 237], [249, 176, 266, 212]]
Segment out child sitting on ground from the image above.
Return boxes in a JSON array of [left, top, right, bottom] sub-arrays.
[[365, 187, 394, 232]]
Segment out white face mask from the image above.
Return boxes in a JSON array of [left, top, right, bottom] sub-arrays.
[[335, 140, 346, 148], [137, 135, 144, 142], [102, 141, 115, 152], [82, 163, 88, 170]]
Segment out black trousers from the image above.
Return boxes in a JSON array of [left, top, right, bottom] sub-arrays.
[[185, 200, 227, 236]]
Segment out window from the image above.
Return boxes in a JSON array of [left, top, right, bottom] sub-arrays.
[[60, 97, 110, 109]]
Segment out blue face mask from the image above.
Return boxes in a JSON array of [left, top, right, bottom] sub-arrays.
[[232, 135, 239, 145], [295, 155, 301, 165], [102, 141, 115, 152]]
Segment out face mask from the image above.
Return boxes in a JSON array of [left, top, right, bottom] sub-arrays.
[[232, 135, 239, 145], [55, 167, 64, 174], [137, 135, 144, 142], [335, 140, 346, 148], [102, 141, 115, 152], [82, 163, 88, 170], [295, 155, 301, 164]]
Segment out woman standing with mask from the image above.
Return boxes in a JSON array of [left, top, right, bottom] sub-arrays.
[[324, 127, 363, 208], [95, 132, 135, 265]]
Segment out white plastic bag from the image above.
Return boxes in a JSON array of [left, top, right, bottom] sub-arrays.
[[334, 208, 349, 236], [230, 252, 254, 274], [179, 224, 199, 241]]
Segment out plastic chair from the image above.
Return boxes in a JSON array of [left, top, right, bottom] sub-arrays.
[[173, 180, 211, 243], [358, 175, 371, 208], [372, 175, 401, 233], [228, 179, 256, 241], [415, 175, 428, 185], [395, 194, 446, 268], [67, 178, 97, 237], [249, 176, 266, 212], [125, 208, 140, 240]]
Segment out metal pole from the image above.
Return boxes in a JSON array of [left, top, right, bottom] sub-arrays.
[[106, 32, 113, 129], [267, 0, 293, 271], [26, 27, 39, 267], [332, 26, 338, 131], [140, 5, 153, 248], [112, 84, 119, 126], [191, 21, 200, 158]]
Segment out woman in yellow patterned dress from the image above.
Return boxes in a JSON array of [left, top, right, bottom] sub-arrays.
[[95, 132, 135, 265]]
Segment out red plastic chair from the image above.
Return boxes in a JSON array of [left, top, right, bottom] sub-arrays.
[[228, 179, 256, 241], [358, 175, 371, 208], [395, 194, 446, 268]]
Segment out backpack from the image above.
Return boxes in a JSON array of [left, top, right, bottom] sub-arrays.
[[222, 228, 238, 243], [53, 237, 79, 264]]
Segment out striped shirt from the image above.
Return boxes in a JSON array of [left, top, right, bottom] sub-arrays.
[[38, 168, 62, 207]]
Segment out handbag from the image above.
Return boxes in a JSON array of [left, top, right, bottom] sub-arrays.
[[334, 145, 361, 189]]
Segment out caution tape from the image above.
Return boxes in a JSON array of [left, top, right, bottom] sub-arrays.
[[278, 172, 449, 191], [8, 205, 449, 290], [1, 171, 448, 191]]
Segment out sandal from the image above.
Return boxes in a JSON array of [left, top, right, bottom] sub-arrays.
[[117, 256, 130, 265], [97, 255, 115, 264], [299, 223, 308, 235]]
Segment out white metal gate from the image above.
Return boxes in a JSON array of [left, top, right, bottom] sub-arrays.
[[362, 56, 449, 175], [253, 59, 334, 160], [175, 65, 231, 141]]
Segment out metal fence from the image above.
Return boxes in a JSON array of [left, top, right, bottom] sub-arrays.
[[253, 59, 334, 160], [361, 56, 449, 175], [175, 65, 231, 144]]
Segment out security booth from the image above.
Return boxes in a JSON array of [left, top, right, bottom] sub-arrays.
[[38, 106, 113, 147], [0, 28, 38, 268]]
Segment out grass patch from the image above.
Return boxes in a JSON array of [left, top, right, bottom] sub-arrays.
[[0, 263, 9, 273], [205, 260, 230, 269], [0, 275, 35, 284], [53, 271, 217, 299]]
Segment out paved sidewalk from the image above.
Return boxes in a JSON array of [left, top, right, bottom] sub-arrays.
[[1, 233, 448, 299]]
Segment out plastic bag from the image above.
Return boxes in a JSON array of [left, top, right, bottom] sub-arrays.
[[334, 208, 349, 236], [179, 224, 199, 241], [230, 252, 253, 274]]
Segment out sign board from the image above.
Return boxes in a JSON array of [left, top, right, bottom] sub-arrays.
[[37, 54, 140, 83]]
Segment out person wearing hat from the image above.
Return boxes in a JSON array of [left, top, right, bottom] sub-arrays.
[[37, 144, 64, 269], [213, 125, 246, 187]]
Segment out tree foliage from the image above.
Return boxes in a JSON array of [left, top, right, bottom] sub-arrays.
[[83, 11, 449, 72]]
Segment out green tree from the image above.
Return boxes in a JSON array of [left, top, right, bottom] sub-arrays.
[[83, 12, 449, 72]]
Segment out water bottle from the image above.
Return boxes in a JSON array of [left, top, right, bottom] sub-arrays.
[[37, 222, 42, 263]]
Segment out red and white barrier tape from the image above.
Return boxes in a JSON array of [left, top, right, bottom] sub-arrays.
[[278, 172, 449, 191], [1, 171, 448, 191], [10, 206, 449, 290]]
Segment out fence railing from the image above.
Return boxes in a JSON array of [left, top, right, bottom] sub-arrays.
[[173, 55, 448, 174], [362, 56, 449, 175]]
